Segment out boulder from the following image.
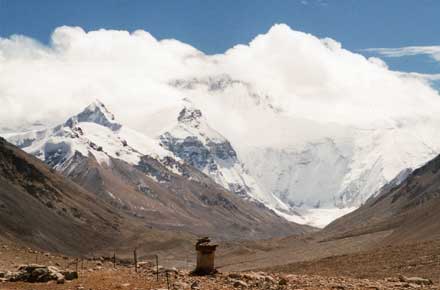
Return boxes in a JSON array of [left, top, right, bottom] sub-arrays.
[[6, 264, 77, 283]]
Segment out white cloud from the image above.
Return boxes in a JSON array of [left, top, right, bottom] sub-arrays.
[[365, 45, 440, 61], [1, 24, 439, 136]]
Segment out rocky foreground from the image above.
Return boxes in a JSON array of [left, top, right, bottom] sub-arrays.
[[0, 243, 436, 290], [0, 261, 436, 290]]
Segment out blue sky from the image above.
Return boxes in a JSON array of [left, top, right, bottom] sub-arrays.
[[1, 0, 440, 75]]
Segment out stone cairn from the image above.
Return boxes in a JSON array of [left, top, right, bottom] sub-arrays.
[[192, 237, 218, 275]]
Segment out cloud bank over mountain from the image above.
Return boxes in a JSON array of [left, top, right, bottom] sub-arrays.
[[1, 24, 439, 133]]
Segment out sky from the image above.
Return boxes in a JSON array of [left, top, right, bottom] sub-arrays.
[[1, 0, 440, 74], [1, 0, 440, 133]]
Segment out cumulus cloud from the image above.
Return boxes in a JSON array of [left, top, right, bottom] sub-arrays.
[[1, 24, 439, 137]]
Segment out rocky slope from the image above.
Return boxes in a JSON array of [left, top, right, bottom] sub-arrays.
[[0, 137, 120, 254]]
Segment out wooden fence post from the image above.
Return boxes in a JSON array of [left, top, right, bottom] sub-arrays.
[[155, 254, 159, 281], [134, 249, 138, 273]]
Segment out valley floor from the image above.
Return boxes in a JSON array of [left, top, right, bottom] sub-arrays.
[[1, 238, 440, 290], [1, 267, 435, 290], [266, 238, 440, 283]]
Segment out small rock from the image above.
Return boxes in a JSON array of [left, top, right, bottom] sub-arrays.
[[233, 280, 248, 288], [173, 281, 189, 289], [191, 281, 200, 290], [264, 276, 276, 283], [165, 267, 179, 275], [279, 277, 288, 285], [62, 271, 78, 280], [399, 275, 433, 286], [138, 261, 153, 268], [243, 273, 265, 281], [228, 273, 242, 279]]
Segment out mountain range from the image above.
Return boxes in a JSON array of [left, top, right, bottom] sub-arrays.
[[4, 87, 440, 229]]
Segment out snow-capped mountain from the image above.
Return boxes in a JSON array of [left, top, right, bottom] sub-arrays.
[[163, 74, 440, 227], [238, 121, 440, 227], [6, 100, 173, 172], [6, 92, 440, 229], [159, 103, 290, 212]]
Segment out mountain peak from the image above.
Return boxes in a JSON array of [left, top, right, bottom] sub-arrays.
[[177, 107, 203, 127], [64, 99, 122, 131]]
